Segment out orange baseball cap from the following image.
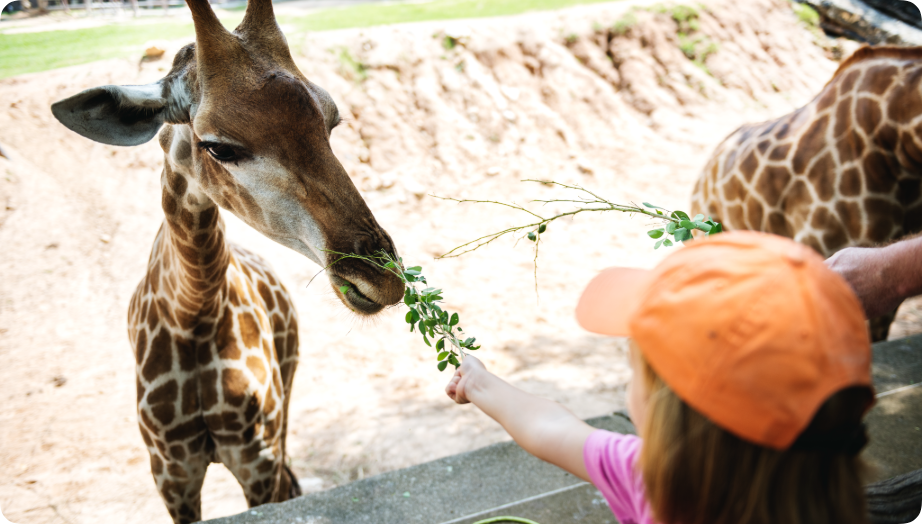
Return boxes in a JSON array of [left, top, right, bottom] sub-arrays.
[[576, 231, 873, 449]]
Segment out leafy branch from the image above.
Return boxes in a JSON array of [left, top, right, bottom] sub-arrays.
[[434, 180, 722, 258], [319, 181, 722, 371], [326, 250, 478, 372]]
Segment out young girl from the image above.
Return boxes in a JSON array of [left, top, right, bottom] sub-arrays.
[[446, 231, 874, 524]]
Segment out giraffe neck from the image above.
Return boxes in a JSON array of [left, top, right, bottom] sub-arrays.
[[149, 124, 230, 330]]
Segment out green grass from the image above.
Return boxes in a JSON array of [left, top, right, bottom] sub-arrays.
[[0, 0, 622, 78], [792, 1, 819, 27], [0, 21, 198, 78], [284, 0, 621, 33]]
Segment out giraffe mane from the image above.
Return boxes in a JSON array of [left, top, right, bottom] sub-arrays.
[[827, 45, 922, 86]]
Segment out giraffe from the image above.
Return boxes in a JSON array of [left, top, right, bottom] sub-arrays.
[[49, 0, 404, 522], [691, 45, 922, 342]]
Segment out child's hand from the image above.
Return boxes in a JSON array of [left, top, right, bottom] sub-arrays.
[[445, 355, 486, 404]]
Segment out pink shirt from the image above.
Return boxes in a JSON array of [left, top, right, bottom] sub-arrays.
[[583, 429, 657, 524]]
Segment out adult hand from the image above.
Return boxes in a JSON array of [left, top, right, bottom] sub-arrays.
[[445, 355, 486, 405], [826, 246, 901, 318]]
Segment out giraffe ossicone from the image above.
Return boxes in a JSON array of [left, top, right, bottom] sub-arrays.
[[51, 0, 404, 522], [692, 45, 922, 342]]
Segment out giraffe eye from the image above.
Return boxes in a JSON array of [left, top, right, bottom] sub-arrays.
[[203, 143, 238, 162]]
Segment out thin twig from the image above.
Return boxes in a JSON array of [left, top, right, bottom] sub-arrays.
[[432, 179, 702, 291]]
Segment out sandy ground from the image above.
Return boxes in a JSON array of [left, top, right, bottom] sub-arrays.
[[1, 0, 921, 522]]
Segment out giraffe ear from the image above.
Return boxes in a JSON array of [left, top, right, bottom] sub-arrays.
[[51, 83, 166, 147]]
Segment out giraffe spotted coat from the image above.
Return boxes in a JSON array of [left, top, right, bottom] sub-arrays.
[[692, 46, 922, 255], [126, 135, 301, 523]]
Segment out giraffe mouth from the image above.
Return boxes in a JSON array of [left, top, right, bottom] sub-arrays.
[[330, 275, 384, 315]]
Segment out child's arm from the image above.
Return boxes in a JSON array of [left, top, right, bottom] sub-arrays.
[[446, 356, 597, 482]]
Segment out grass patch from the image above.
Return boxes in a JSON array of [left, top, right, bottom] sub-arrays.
[[284, 0, 623, 33], [1, 0, 624, 78], [611, 10, 636, 35], [336, 46, 367, 82], [792, 1, 820, 27], [0, 22, 197, 78]]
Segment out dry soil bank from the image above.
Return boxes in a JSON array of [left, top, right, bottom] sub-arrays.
[[1, 1, 920, 522]]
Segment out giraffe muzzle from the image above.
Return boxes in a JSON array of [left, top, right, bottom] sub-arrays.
[[329, 274, 384, 314]]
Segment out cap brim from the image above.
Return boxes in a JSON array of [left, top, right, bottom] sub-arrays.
[[575, 267, 655, 337]]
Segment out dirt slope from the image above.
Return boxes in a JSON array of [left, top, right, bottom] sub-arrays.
[[0, 1, 918, 523]]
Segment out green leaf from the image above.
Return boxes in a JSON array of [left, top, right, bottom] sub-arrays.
[[671, 210, 690, 221], [438, 351, 449, 361], [339, 285, 350, 294], [647, 228, 665, 239], [538, 223, 547, 233], [693, 214, 705, 222], [448, 355, 460, 367], [695, 221, 712, 233], [643, 202, 667, 210], [438, 361, 448, 372], [410, 309, 420, 323], [384, 261, 396, 268], [656, 209, 663, 215], [679, 220, 695, 229], [405, 311, 414, 324], [450, 313, 459, 326], [527, 232, 537, 242], [404, 269, 421, 276], [422, 333, 432, 347], [404, 294, 417, 306], [407, 266, 422, 272], [655, 239, 664, 249], [663, 239, 673, 247], [666, 222, 677, 234], [462, 337, 475, 347], [673, 228, 687, 242], [710, 222, 723, 234], [436, 338, 445, 350]]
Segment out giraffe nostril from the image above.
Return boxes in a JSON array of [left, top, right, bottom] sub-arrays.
[[353, 238, 373, 258], [353, 231, 392, 260]]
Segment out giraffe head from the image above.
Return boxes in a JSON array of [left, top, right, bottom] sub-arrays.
[[51, 0, 403, 315]]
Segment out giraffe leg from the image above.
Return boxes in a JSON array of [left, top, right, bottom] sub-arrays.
[[221, 442, 298, 507], [282, 463, 302, 499], [149, 451, 208, 524]]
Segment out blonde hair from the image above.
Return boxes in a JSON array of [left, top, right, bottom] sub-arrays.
[[636, 351, 872, 524]]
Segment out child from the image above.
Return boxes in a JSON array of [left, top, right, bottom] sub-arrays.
[[446, 231, 874, 524]]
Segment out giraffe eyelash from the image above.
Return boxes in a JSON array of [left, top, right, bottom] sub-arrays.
[[197, 141, 248, 167]]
